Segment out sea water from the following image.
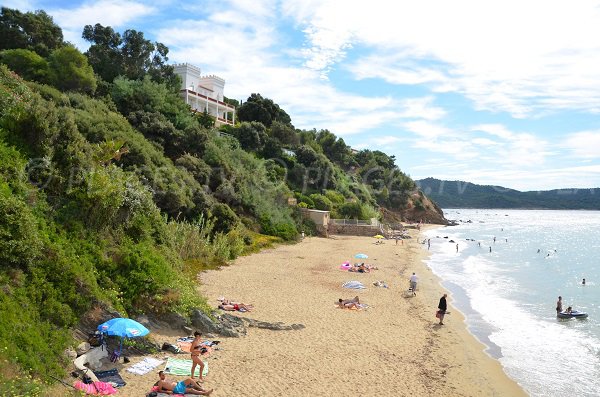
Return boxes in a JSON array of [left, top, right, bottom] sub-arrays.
[[423, 209, 600, 397]]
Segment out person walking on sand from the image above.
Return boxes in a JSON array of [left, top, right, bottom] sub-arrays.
[[437, 294, 448, 325], [190, 331, 205, 381], [556, 296, 562, 315], [409, 272, 418, 295]]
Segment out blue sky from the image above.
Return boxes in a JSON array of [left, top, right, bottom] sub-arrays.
[[5, 0, 600, 191]]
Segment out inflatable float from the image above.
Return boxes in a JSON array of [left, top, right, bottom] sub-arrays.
[[557, 310, 588, 319]]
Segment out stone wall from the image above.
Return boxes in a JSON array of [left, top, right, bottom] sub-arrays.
[[328, 224, 381, 236]]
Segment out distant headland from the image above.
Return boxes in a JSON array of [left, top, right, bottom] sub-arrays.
[[416, 177, 600, 210]]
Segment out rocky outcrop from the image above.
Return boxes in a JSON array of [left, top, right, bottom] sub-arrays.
[[191, 311, 305, 337], [381, 191, 447, 225]]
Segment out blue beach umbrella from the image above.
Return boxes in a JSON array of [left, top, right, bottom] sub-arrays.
[[97, 318, 149, 359], [98, 318, 149, 338], [354, 253, 368, 259]]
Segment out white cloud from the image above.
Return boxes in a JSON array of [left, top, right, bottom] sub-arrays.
[[49, 0, 156, 50], [396, 97, 446, 121], [2, 0, 35, 11], [471, 124, 515, 140], [286, 0, 600, 117], [563, 131, 600, 159], [50, 0, 155, 29]]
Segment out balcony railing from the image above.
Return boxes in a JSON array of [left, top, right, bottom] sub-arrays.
[[183, 89, 235, 109]]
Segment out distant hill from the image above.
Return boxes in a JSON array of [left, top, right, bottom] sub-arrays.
[[416, 178, 600, 210]]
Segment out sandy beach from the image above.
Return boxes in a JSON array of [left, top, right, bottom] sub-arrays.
[[112, 228, 526, 397]]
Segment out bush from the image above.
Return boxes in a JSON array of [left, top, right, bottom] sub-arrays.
[[210, 203, 239, 234], [309, 193, 333, 211], [259, 215, 297, 240], [294, 192, 314, 208], [0, 48, 48, 82], [324, 189, 344, 206], [0, 192, 42, 269]]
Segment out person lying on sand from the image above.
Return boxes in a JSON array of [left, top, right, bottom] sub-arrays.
[[337, 296, 361, 309], [156, 370, 213, 395], [217, 297, 254, 311], [348, 263, 377, 273]]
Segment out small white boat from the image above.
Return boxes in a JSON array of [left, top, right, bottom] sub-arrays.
[[557, 310, 588, 319]]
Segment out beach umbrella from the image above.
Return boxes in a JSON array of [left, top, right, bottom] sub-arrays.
[[354, 253, 368, 259], [97, 318, 149, 360], [97, 318, 149, 338], [373, 235, 384, 239]]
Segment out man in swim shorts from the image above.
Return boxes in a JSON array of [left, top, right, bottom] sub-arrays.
[[157, 371, 213, 395]]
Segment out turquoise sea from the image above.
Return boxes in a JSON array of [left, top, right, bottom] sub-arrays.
[[423, 209, 600, 397]]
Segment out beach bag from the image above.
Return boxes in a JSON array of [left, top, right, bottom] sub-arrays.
[[88, 333, 102, 347], [162, 342, 181, 354], [435, 310, 441, 319]]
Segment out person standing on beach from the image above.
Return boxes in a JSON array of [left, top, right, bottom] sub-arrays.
[[456, 243, 459, 253], [190, 331, 205, 381], [409, 272, 418, 295], [556, 296, 562, 314], [428, 239, 431, 250], [437, 294, 447, 325]]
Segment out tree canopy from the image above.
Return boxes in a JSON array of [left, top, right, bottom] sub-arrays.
[[82, 23, 179, 89], [0, 7, 63, 57], [237, 93, 292, 127]]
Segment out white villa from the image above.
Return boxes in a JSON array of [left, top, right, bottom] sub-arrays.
[[173, 63, 236, 126]]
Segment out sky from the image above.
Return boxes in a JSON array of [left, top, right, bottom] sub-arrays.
[[5, 0, 600, 191]]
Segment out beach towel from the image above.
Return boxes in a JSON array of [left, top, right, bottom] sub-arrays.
[[126, 357, 164, 375], [177, 340, 219, 353], [73, 380, 117, 395], [342, 280, 366, 289], [148, 385, 199, 397], [335, 303, 369, 310], [176, 341, 192, 352], [94, 368, 126, 387], [163, 357, 208, 377]]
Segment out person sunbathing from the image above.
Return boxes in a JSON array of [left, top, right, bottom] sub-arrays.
[[156, 370, 213, 395], [217, 297, 253, 311], [349, 263, 370, 273], [218, 302, 253, 312], [337, 296, 361, 309]]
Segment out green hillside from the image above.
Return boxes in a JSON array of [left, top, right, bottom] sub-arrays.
[[417, 177, 600, 209], [0, 7, 441, 393]]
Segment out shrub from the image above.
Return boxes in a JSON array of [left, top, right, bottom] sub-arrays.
[[259, 215, 297, 240], [324, 189, 344, 206], [0, 48, 48, 82], [0, 192, 42, 269], [309, 193, 333, 211], [210, 203, 239, 234], [294, 192, 314, 208]]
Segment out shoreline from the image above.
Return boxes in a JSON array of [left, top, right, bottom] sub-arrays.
[[416, 225, 526, 395], [110, 227, 526, 396]]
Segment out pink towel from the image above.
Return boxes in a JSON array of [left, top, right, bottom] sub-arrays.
[[73, 380, 118, 395]]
